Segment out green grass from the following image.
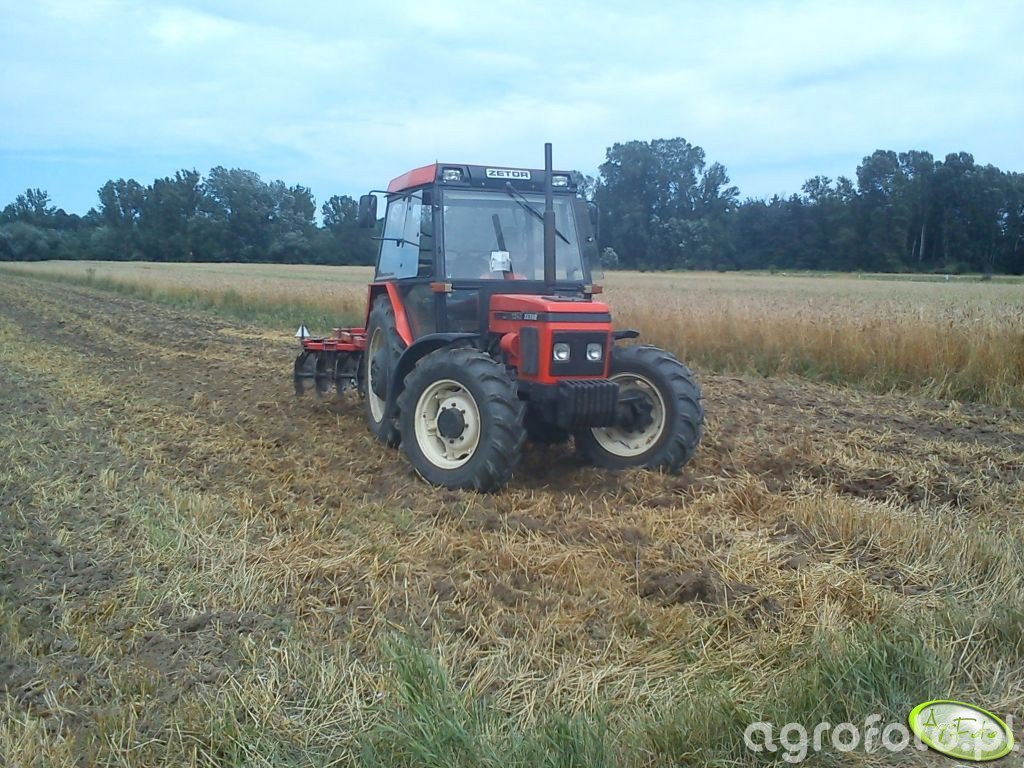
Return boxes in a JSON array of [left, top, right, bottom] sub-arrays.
[[82, 621, 943, 767], [199, 620, 951, 767]]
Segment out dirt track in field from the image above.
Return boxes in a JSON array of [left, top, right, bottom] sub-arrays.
[[2, 274, 1024, 761]]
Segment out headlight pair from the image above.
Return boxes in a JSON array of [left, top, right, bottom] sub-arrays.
[[552, 342, 603, 362]]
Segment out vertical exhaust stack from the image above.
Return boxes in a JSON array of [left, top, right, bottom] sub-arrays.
[[543, 142, 556, 289]]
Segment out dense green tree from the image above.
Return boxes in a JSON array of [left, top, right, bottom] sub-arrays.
[[2, 144, 1022, 274], [319, 194, 376, 265], [321, 194, 358, 231], [897, 151, 936, 267], [199, 168, 318, 262], [0, 221, 56, 260], [2, 188, 56, 226], [595, 138, 737, 269], [722, 147, 1023, 275], [0, 189, 85, 259], [135, 170, 204, 262], [97, 179, 146, 260]]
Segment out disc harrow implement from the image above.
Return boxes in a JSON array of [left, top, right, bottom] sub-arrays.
[[293, 329, 365, 397]]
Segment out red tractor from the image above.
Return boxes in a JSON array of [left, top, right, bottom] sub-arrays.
[[294, 144, 703, 491]]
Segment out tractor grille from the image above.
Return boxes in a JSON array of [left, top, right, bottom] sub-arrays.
[[549, 331, 608, 376], [556, 379, 619, 429]]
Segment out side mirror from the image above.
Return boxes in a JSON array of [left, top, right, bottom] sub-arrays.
[[357, 194, 378, 228], [587, 201, 600, 244], [575, 198, 601, 279]]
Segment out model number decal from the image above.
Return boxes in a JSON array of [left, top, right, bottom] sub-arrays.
[[486, 168, 532, 180]]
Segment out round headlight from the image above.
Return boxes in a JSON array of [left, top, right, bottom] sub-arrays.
[[586, 343, 603, 361], [553, 342, 571, 361]]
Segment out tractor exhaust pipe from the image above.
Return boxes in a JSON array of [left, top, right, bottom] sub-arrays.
[[543, 142, 556, 289]]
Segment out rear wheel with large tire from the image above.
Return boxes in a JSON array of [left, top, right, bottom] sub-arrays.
[[575, 345, 703, 471], [397, 347, 526, 491], [363, 295, 404, 446]]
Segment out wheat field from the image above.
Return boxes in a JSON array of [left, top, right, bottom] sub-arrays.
[[5, 260, 1022, 406]]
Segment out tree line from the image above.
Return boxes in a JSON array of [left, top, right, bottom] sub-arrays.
[[3, 140, 1023, 274], [0, 168, 376, 266], [594, 139, 1024, 274]]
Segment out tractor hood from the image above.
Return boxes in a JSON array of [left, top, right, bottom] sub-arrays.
[[489, 293, 611, 323]]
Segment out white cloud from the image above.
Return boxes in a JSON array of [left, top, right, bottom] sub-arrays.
[[0, 0, 1021, 210], [148, 7, 239, 47]]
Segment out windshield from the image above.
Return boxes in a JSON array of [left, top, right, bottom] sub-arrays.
[[441, 190, 586, 281]]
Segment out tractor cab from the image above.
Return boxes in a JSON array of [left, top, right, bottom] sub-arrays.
[[357, 161, 602, 340]]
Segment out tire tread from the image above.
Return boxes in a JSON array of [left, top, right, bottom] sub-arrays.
[[363, 295, 403, 446]]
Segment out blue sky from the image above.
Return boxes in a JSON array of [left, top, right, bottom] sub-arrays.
[[1, 0, 1021, 214]]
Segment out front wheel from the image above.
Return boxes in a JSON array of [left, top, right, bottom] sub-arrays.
[[575, 345, 703, 471], [397, 347, 526, 491]]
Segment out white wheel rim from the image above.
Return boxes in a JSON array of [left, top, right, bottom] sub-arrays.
[[414, 379, 481, 469], [591, 372, 667, 457], [367, 326, 386, 422]]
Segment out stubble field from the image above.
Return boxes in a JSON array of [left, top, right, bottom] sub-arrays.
[[1, 264, 1023, 766]]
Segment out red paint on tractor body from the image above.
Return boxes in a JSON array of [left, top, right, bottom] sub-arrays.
[[299, 329, 366, 353], [383, 282, 414, 346], [387, 164, 438, 194], [489, 294, 612, 384]]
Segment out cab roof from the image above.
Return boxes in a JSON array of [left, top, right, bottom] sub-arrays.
[[387, 163, 578, 195]]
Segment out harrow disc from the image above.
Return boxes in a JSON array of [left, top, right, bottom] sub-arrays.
[[314, 351, 333, 397], [293, 350, 317, 396]]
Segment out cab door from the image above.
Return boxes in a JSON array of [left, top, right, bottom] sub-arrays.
[[377, 189, 440, 339]]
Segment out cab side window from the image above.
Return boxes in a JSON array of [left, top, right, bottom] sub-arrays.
[[417, 190, 435, 277], [376, 192, 422, 280]]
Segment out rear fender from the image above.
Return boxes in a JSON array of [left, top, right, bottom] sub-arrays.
[[366, 282, 414, 347], [385, 332, 479, 414]]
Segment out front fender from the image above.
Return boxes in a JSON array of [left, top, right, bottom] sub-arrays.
[[385, 333, 479, 414]]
